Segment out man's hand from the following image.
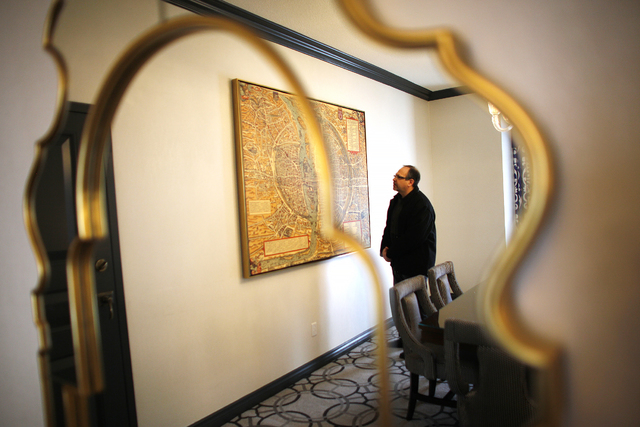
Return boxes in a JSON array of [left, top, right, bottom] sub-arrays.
[[382, 247, 391, 263]]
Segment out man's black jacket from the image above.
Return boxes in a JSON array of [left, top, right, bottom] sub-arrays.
[[380, 188, 437, 278]]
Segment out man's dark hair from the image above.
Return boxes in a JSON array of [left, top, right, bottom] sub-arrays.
[[404, 165, 421, 189]]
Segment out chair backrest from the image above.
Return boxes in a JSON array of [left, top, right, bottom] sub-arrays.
[[390, 276, 437, 342], [427, 261, 463, 309], [390, 276, 443, 380]]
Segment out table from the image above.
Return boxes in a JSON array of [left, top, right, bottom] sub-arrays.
[[418, 283, 538, 425], [419, 284, 482, 345]]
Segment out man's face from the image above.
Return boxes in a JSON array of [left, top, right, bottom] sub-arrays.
[[393, 166, 413, 196]]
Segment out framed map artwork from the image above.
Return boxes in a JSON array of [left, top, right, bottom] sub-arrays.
[[233, 79, 371, 277]]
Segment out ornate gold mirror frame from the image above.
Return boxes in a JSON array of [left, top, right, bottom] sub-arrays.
[[25, 0, 558, 425], [26, 1, 389, 425], [24, 0, 69, 424], [337, 0, 561, 425]]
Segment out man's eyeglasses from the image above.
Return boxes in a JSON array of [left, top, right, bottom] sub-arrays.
[[394, 174, 409, 180]]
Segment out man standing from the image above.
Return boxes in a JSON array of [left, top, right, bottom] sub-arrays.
[[381, 165, 437, 284]]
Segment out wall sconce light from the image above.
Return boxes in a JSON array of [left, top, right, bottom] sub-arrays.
[[488, 102, 513, 132]]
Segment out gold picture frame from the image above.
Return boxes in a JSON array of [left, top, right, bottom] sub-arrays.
[[233, 79, 371, 277]]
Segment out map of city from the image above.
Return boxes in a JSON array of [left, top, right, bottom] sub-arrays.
[[233, 80, 371, 277]]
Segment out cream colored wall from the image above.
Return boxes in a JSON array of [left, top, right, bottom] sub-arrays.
[[110, 36, 421, 426], [55, 5, 504, 419], [426, 95, 505, 289], [0, 2, 55, 426], [372, 0, 640, 425], [53, 2, 430, 425]]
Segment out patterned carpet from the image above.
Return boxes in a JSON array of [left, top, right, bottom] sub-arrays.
[[223, 327, 458, 426]]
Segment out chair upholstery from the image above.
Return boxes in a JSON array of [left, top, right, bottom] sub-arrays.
[[444, 319, 538, 427], [390, 275, 455, 419], [427, 261, 463, 309]]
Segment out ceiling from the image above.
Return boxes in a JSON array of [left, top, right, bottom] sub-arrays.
[[167, 0, 458, 94]]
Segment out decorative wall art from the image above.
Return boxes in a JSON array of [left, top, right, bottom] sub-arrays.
[[233, 79, 371, 277], [512, 140, 530, 224]]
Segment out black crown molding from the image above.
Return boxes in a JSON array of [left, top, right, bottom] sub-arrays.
[[429, 86, 471, 100], [164, 0, 467, 101]]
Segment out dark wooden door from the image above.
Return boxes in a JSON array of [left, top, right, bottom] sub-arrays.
[[36, 101, 137, 426]]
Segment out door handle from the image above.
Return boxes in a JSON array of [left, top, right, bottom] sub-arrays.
[[98, 291, 114, 320], [95, 258, 108, 272]]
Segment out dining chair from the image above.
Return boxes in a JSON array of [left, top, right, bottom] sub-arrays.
[[444, 318, 537, 427], [427, 261, 463, 309], [390, 275, 456, 420]]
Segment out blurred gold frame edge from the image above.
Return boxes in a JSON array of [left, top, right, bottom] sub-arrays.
[[26, 2, 391, 426], [24, 0, 69, 425], [26, 0, 561, 425], [337, 0, 561, 425]]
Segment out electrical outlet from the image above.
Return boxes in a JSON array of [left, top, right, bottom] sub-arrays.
[[311, 322, 318, 337]]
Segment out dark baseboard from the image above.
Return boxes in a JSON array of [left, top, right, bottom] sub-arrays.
[[190, 319, 393, 427]]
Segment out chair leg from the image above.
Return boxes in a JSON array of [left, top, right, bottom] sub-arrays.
[[407, 373, 419, 420], [428, 378, 437, 396]]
